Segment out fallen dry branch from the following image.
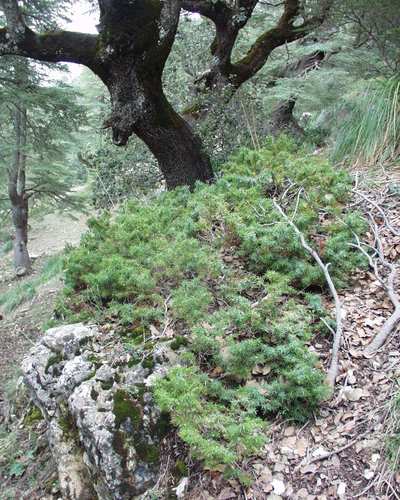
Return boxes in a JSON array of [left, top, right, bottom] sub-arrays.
[[365, 219, 399, 356], [351, 190, 400, 357], [295, 428, 371, 471], [273, 200, 343, 387]]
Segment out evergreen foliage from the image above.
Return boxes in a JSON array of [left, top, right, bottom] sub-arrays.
[[58, 137, 366, 467]]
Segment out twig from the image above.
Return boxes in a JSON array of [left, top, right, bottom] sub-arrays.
[[353, 189, 400, 237], [273, 199, 343, 387], [296, 428, 370, 470], [351, 210, 400, 357]]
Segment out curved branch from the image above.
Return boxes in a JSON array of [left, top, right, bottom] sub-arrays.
[[0, 0, 101, 72], [0, 27, 100, 69], [231, 0, 331, 86]]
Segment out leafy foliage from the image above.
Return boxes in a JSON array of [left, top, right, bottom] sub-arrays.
[[59, 137, 366, 467]]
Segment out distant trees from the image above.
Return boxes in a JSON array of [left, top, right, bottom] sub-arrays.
[[0, 57, 85, 273], [0, 0, 333, 189]]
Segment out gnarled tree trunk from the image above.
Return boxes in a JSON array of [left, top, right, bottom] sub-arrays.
[[98, 0, 213, 189], [104, 67, 213, 189]]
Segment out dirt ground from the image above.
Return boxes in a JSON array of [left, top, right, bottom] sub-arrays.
[[0, 211, 89, 404]]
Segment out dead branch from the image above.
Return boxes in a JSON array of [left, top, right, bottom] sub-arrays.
[[273, 200, 343, 388], [353, 189, 400, 237], [350, 191, 400, 357], [295, 428, 370, 471]]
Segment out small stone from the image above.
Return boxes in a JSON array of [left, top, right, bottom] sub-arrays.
[[272, 478, 285, 495], [337, 482, 346, 497]]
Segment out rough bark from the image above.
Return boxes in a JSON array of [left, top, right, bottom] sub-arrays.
[[0, 0, 214, 189], [269, 98, 304, 138], [182, 1, 333, 94], [8, 105, 31, 272]]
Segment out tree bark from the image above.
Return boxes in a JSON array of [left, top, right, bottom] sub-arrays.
[[104, 71, 213, 189], [97, 1, 214, 189], [269, 98, 304, 138], [11, 198, 30, 271], [9, 105, 31, 272]]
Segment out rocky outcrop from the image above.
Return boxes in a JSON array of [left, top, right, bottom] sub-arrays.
[[21, 323, 174, 499]]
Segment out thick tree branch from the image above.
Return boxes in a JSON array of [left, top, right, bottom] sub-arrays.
[[0, 0, 100, 71], [182, 0, 332, 110], [231, 0, 332, 86], [0, 27, 100, 69]]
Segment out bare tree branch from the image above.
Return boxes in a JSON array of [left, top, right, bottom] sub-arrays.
[[273, 198, 343, 388]]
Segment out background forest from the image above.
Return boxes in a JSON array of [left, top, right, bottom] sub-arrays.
[[0, 1, 399, 499]]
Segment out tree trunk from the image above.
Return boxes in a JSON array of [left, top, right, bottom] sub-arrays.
[[104, 65, 214, 190], [269, 98, 304, 139], [11, 198, 31, 272], [134, 100, 214, 189], [9, 105, 31, 273]]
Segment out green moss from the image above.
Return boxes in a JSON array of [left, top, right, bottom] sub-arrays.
[[59, 411, 80, 443], [113, 390, 142, 428], [127, 354, 141, 368], [155, 411, 171, 438], [170, 336, 189, 351], [45, 353, 63, 374], [174, 459, 188, 478], [24, 406, 43, 426], [101, 380, 114, 391], [142, 356, 155, 370], [135, 441, 160, 464]]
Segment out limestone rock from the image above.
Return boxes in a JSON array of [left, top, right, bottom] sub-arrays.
[[21, 323, 173, 500]]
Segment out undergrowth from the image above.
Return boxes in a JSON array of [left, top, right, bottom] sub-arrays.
[[333, 76, 400, 165], [0, 254, 64, 313], [57, 136, 366, 468]]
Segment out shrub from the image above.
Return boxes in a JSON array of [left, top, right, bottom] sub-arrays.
[[59, 136, 366, 467]]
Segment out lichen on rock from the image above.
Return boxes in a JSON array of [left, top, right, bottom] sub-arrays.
[[21, 323, 173, 499]]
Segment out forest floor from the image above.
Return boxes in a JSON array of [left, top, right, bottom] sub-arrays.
[[0, 167, 399, 499], [187, 165, 400, 500]]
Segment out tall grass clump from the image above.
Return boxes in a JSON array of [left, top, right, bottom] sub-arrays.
[[333, 76, 400, 165]]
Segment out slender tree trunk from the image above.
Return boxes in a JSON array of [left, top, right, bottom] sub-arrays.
[[11, 198, 30, 271], [9, 105, 31, 273]]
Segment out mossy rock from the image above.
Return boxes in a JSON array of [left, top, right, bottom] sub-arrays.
[[24, 405, 44, 426], [113, 390, 142, 428]]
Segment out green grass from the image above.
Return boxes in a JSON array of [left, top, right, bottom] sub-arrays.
[[0, 254, 64, 313], [333, 76, 400, 165]]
